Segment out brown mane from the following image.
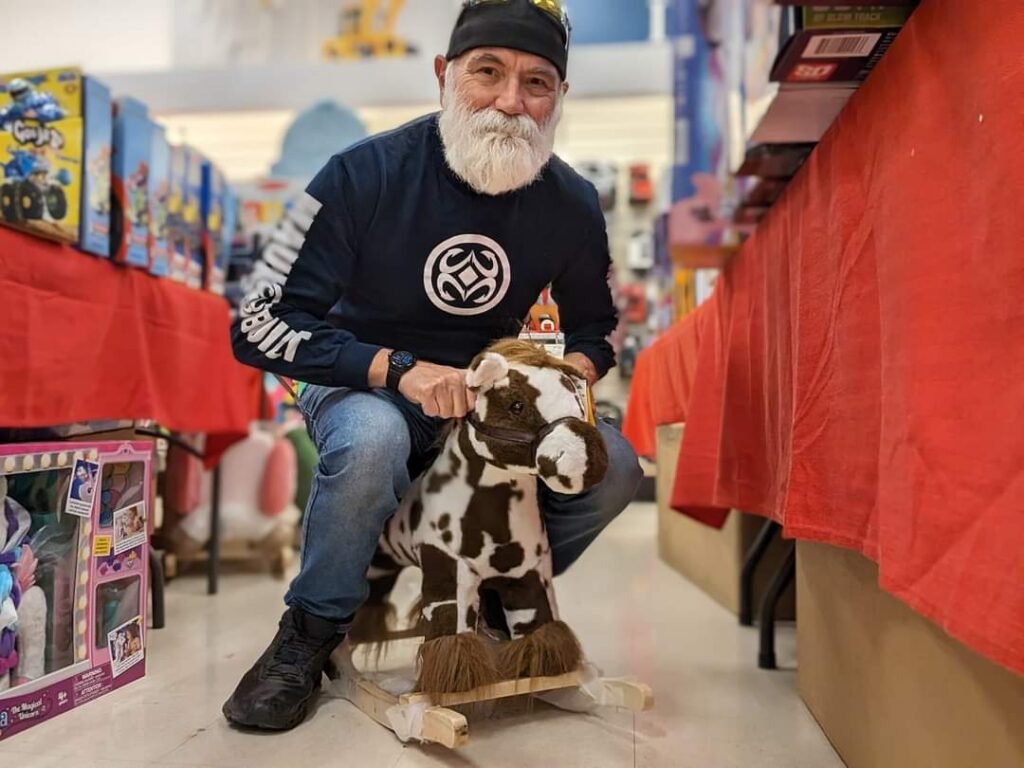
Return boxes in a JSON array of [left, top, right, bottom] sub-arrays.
[[473, 339, 583, 380]]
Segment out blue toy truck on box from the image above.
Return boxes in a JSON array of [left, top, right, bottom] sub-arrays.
[[0, 68, 112, 256], [111, 98, 152, 268], [148, 123, 171, 277]]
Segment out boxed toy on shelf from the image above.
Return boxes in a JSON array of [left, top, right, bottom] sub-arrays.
[[148, 124, 171, 278], [201, 160, 227, 295], [771, 5, 916, 84], [0, 68, 112, 256], [166, 145, 189, 282], [111, 98, 152, 268], [184, 148, 205, 289], [0, 441, 152, 742]]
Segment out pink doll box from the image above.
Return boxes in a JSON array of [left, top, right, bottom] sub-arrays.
[[0, 441, 153, 742]]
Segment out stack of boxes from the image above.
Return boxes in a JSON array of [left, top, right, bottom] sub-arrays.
[[735, 3, 918, 224], [0, 67, 235, 297]]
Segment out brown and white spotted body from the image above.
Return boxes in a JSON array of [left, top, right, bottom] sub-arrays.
[[363, 340, 608, 693]]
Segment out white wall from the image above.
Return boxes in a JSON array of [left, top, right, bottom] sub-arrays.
[[0, 0, 173, 73]]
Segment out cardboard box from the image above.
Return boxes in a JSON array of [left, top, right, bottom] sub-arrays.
[[737, 143, 816, 179], [183, 147, 204, 289], [797, 541, 1024, 768], [772, 6, 915, 84], [201, 160, 226, 295], [0, 441, 153, 743], [656, 424, 795, 618], [148, 124, 171, 278], [166, 145, 189, 282], [111, 98, 152, 268], [0, 68, 112, 256], [749, 83, 858, 145]]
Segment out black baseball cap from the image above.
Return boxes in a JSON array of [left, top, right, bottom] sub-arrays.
[[446, 0, 570, 80]]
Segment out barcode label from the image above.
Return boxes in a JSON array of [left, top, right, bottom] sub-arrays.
[[804, 33, 882, 59]]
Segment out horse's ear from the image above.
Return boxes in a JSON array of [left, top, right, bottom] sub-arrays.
[[466, 352, 509, 392]]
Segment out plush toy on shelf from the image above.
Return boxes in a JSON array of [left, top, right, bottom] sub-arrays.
[[163, 425, 300, 578]]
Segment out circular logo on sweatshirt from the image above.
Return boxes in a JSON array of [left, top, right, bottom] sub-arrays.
[[424, 234, 511, 316]]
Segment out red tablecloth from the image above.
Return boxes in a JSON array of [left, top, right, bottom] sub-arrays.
[[0, 228, 261, 446], [621, 300, 710, 458], [669, 0, 1024, 676]]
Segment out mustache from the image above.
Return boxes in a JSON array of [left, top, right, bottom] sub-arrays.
[[466, 108, 542, 139]]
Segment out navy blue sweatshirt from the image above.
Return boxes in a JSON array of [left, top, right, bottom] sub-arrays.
[[232, 114, 617, 387]]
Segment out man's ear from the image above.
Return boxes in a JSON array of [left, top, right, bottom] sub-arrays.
[[561, 80, 569, 97], [435, 55, 448, 104], [466, 353, 509, 392]]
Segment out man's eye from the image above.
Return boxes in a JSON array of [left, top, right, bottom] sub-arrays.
[[479, 67, 498, 77]]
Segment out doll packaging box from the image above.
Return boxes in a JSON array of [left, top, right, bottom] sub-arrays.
[[0, 441, 152, 742]]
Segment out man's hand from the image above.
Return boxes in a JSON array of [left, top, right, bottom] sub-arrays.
[[399, 362, 477, 418], [564, 352, 599, 388], [367, 348, 476, 418]]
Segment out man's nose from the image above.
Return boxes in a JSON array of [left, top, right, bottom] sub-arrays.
[[493, 77, 527, 117]]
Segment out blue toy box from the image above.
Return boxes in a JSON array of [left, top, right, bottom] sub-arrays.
[[111, 98, 152, 268], [0, 68, 112, 257], [148, 124, 171, 278], [184, 147, 204, 289], [201, 160, 227, 295], [166, 145, 188, 282]]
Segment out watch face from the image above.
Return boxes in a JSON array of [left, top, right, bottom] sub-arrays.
[[392, 351, 416, 369]]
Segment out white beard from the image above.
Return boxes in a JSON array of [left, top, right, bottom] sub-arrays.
[[438, 73, 562, 196]]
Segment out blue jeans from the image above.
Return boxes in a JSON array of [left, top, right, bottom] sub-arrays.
[[287, 385, 643, 623]]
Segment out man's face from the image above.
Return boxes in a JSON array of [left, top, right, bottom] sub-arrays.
[[438, 47, 564, 127], [434, 47, 568, 196]]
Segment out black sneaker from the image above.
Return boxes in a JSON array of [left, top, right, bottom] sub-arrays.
[[222, 607, 346, 731]]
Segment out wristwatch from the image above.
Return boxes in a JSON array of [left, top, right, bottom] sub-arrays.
[[386, 350, 418, 391]]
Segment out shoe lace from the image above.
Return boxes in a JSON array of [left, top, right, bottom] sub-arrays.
[[265, 623, 330, 684]]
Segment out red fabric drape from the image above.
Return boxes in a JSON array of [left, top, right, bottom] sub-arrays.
[[0, 228, 261, 448], [670, 0, 1024, 676], [622, 299, 710, 458]]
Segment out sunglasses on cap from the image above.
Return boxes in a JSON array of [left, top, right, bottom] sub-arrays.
[[460, 0, 573, 50]]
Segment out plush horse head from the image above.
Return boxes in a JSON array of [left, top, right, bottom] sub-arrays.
[[464, 340, 608, 494]]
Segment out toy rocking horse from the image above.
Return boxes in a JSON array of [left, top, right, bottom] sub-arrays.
[[329, 340, 653, 748]]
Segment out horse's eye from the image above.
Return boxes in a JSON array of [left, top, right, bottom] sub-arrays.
[[510, 401, 525, 415]]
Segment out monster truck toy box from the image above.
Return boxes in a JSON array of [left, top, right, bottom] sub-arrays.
[[771, 5, 915, 84], [111, 98, 152, 269], [0, 67, 112, 256]]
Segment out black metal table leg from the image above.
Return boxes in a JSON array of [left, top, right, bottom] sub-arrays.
[[758, 544, 797, 670], [207, 465, 222, 596], [740, 520, 781, 626], [149, 545, 166, 629]]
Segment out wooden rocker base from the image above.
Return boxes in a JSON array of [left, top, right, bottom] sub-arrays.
[[327, 634, 654, 749]]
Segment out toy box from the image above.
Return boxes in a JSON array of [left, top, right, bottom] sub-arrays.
[[0, 441, 152, 743], [0, 68, 112, 256], [184, 147, 204, 289], [166, 145, 189, 282], [111, 98, 152, 268], [148, 124, 171, 278], [771, 6, 915, 83], [201, 160, 227, 295]]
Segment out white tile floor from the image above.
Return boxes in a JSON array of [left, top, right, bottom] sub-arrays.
[[2, 504, 843, 767]]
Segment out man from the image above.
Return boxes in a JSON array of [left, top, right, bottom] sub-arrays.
[[225, 0, 643, 732]]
